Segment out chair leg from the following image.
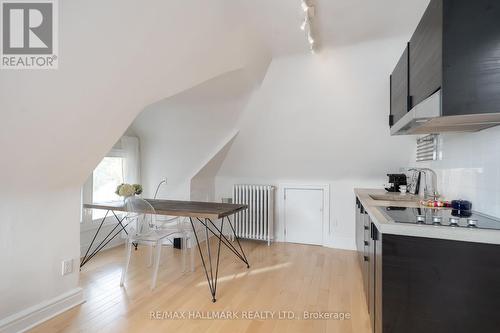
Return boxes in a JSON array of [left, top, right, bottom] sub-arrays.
[[148, 243, 153, 267], [120, 241, 132, 287], [190, 236, 195, 272], [184, 232, 195, 272], [151, 240, 162, 290], [181, 235, 187, 273]]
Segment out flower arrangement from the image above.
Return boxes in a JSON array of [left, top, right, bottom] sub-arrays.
[[115, 183, 143, 197]]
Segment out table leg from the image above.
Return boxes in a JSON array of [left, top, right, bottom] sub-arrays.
[[80, 210, 109, 268], [80, 211, 131, 268], [196, 217, 249, 267], [189, 217, 216, 302], [225, 216, 250, 268], [189, 216, 250, 302]]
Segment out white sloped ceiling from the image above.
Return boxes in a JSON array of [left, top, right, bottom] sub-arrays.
[[0, 0, 267, 192]]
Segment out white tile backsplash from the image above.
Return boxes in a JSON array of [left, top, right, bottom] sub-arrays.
[[409, 125, 500, 218]]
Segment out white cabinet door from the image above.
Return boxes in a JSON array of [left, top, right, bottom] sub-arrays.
[[284, 188, 324, 245]]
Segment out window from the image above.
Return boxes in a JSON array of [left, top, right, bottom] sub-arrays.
[[92, 156, 124, 219], [81, 149, 125, 223], [93, 156, 124, 203], [81, 136, 140, 225]]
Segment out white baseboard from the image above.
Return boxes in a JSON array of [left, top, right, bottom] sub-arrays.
[[0, 288, 85, 333]]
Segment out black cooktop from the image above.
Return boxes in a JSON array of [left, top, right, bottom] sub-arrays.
[[377, 206, 500, 230]]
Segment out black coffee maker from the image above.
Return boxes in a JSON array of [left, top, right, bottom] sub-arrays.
[[385, 174, 407, 192]]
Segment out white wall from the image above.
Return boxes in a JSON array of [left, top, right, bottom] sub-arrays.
[[215, 37, 417, 250], [190, 133, 238, 202], [409, 126, 500, 218], [80, 221, 125, 257], [0, 190, 80, 320], [131, 69, 265, 201]]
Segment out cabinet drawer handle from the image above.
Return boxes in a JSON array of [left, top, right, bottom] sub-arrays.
[[364, 226, 369, 230], [364, 241, 369, 246], [364, 256, 369, 262]]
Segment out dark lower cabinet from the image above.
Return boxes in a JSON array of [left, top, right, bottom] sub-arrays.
[[363, 214, 370, 309], [367, 222, 383, 333], [368, 223, 375, 330], [355, 201, 382, 333], [355, 198, 364, 263], [373, 224, 382, 333], [355, 199, 369, 301], [355, 198, 500, 333], [382, 235, 500, 333]]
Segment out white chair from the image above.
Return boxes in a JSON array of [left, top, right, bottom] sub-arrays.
[[157, 215, 196, 272], [120, 197, 188, 290], [153, 179, 196, 271], [179, 217, 202, 272]]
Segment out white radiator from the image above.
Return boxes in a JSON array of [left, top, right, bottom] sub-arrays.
[[233, 184, 275, 246]]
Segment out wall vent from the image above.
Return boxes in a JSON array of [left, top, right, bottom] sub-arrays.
[[416, 134, 438, 162]]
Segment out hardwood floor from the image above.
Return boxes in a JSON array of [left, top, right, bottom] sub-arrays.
[[29, 240, 371, 333]]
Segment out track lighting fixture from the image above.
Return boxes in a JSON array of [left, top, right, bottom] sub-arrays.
[[300, 0, 316, 52]]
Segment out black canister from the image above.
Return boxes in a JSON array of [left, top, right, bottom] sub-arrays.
[[451, 200, 472, 217]]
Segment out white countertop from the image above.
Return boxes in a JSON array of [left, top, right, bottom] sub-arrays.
[[355, 188, 500, 245]]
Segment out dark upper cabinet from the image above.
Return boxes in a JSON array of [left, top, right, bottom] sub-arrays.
[[389, 44, 409, 126], [389, 0, 500, 132], [442, 0, 500, 116], [408, 0, 443, 108]]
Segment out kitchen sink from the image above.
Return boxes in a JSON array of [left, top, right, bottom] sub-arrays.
[[369, 193, 419, 202]]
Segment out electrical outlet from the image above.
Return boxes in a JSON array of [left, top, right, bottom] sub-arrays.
[[61, 259, 74, 276]]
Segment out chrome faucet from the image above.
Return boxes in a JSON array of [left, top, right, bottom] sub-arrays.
[[420, 168, 439, 200], [408, 168, 439, 200]]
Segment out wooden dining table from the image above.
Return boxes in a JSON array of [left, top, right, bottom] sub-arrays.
[[82, 199, 249, 302]]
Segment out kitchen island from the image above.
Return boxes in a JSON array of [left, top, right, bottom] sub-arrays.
[[355, 188, 500, 333]]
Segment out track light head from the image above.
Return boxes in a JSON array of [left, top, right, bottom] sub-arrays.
[[308, 33, 314, 45], [300, 18, 307, 31], [301, 0, 309, 12]]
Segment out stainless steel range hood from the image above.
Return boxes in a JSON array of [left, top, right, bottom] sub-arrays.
[[390, 90, 500, 135]]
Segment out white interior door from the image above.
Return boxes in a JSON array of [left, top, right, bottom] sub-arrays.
[[284, 188, 324, 245]]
